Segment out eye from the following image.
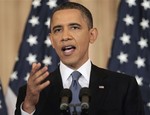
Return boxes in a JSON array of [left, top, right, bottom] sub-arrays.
[[53, 28, 62, 33], [71, 25, 80, 30]]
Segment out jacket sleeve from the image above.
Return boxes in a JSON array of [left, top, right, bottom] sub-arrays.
[[15, 85, 27, 115]]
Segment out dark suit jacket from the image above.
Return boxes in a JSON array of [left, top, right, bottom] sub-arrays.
[[15, 64, 145, 115]]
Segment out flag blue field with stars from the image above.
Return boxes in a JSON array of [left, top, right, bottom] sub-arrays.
[[107, 0, 150, 115], [0, 79, 8, 115], [5, 0, 68, 115]]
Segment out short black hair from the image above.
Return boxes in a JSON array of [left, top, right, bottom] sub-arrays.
[[50, 2, 93, 29]]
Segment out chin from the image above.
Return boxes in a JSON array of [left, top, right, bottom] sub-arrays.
[[62, 60, 74, 66], [62, 59, 79, 69]]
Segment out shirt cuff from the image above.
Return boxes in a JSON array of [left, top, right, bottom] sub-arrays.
[[20, 103, 35, 115]]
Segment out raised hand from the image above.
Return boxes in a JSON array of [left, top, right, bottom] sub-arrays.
[[22, 63, 50, 113]]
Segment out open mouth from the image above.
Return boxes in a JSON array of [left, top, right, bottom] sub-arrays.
[[62, 45, 76, 51], [61, 45, 76, 55]]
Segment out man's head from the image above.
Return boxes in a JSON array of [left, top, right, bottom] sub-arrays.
[[50, 2, 93, 30], [49, 2, 98, 69]]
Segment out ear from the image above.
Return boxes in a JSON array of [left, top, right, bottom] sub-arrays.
[[49, 33, 55, 49], [89, 28, 98, 44]]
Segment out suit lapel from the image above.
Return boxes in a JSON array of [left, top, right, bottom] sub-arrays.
[[89, 64, 109, 109], [50, 67, 64, 90]]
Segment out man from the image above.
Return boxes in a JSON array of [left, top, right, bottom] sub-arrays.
[[15, 2, 145, 115]]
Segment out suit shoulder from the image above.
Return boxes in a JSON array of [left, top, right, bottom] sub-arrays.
[[92, 64, 136, 82]]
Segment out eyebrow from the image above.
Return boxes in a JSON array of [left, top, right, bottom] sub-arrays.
[[52, 23, 81, 31], [69, 23, 81, 27]]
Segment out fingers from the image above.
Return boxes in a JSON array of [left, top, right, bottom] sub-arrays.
[[30, 62, 48, 79], [38, 80, 50, 91], [28, 62, 50, 90], [34, 69, 49, 86], [30, 63, 41, 76], [33, 66, 48, 80]]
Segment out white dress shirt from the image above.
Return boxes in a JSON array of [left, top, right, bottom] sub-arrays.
[[21, 59, 91, 115], [60, 59, 91, 89]]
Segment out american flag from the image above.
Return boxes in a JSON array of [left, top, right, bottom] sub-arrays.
[[107, 0, 150, 114], [5, 0, 68, 115], [0, 79, 8, 115]]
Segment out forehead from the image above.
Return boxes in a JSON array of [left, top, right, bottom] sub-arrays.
[[51, 9, 86, 26], [53, 9, 82, 18]]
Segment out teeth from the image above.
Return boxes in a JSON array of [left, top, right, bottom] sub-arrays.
[[62, 46, 75, 51], [66, 46, 72, 49]]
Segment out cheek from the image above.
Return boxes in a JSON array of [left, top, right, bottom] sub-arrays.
[[74, 30, 90, 41], [51, 37, 60, 48], [79, 33, 90, 45], [53, 42, 60, 50], [78, 36, 90, 52]]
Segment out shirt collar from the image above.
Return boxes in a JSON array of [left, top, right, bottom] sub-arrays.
[[60, 61, 74, 83], [77, 59, 91, 83], [60, 59, 91, 83]]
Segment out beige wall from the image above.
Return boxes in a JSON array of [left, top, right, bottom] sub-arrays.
[[0, 0, 120, 92]]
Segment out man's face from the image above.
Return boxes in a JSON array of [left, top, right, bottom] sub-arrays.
[[50, 9, 97, 69]]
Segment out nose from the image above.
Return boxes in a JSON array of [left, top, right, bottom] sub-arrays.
[[61, 29, 71, 42]]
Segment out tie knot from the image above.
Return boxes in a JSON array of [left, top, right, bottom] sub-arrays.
[[71, 71, 81, 81]]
